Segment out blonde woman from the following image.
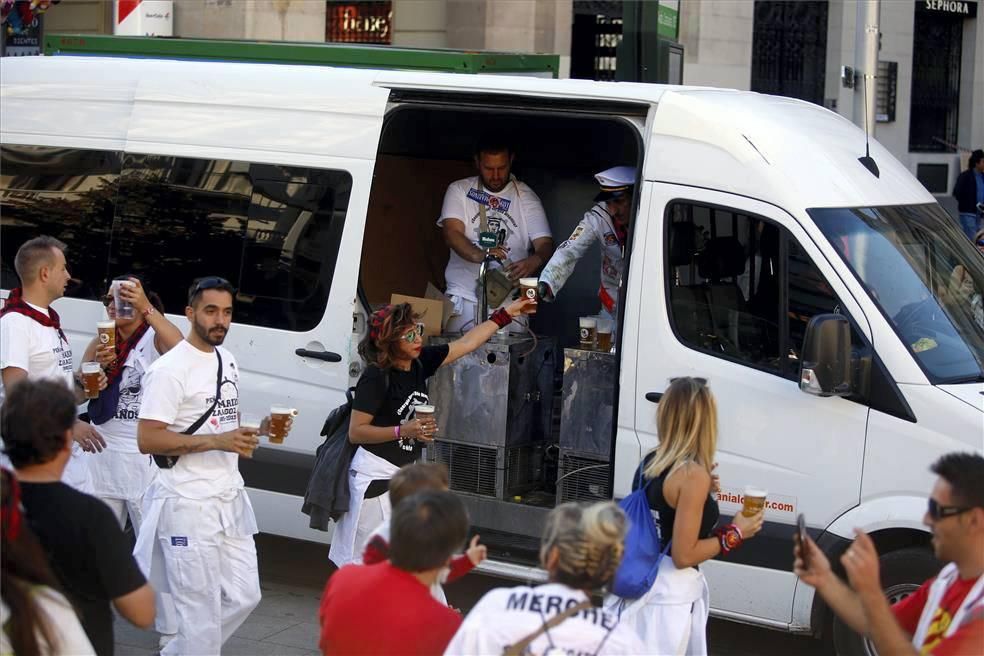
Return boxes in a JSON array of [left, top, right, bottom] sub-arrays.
[[444, 502, 645, 655], [604, 377, 764, 655]]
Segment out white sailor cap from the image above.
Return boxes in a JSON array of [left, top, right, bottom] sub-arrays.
[[594, 166, 636, 200]]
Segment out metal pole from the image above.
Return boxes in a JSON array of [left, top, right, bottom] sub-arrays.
[[853, 0, 879, 136]]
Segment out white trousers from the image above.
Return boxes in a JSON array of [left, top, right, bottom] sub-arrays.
[[604, 557, 710, 656], [157, 496, 261, 656]]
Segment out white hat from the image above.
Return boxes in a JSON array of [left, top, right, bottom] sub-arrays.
[[594, 166, 636, 200]]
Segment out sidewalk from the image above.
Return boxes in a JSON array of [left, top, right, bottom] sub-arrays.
[[115, 534, 329, 656]]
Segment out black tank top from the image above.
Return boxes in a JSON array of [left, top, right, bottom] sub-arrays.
[[635, 457, 720, 545]]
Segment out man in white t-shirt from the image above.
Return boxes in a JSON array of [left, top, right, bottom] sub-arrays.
[[438, 137, 554, 332], [135, 277, 263, 655], [0, 236, 107, 489]]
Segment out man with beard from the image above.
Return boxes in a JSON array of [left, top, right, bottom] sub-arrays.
[[795, 452, 984, 655], [439, 136, 553, 332], [135, 277, 262, 655]]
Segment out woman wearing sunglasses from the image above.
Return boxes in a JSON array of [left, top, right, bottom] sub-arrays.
[[80, 275, 182, 534], [328, 297, 533, 569], [605, 377, 764, 654]]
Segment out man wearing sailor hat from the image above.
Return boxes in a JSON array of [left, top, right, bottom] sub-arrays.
[[538, 166, 636, 319]]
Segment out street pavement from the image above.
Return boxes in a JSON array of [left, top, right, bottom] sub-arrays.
[[115, 534, 832, 655]]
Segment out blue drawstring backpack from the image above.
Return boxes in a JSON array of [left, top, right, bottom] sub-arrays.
[[611, 463, 671, 600]]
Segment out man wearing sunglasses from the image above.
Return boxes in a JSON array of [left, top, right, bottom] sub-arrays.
[[795, 452, 984, 655], [135, 277, 263, 655]]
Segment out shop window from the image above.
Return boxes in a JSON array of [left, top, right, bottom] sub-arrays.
[[751, 1, 828, 106], [0, 145, 119, 298], [665, 201, 860, 381], [326, 1, 392, 44], [909, 7, 962, 152], [110, 155, 350, 332]]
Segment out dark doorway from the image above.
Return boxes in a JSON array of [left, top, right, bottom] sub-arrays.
[[751, 1, 828, 105], [909, 7, 963, 153], [570, 1, 623, 81]]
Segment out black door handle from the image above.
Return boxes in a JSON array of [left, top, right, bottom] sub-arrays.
[[295, 348, 342, 363], [645, 392, 663, 403]]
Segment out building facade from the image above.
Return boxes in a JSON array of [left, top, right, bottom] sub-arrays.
[[34, 0, 984, 200]]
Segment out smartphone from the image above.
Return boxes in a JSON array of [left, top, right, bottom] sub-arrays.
[[796, 513, 809, 567]]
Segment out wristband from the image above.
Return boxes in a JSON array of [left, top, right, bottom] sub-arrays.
[[490, 308, 512, 329], [394, 424, 401, 440], [713, 523, 744, 555], [142, 306, 156, 318]]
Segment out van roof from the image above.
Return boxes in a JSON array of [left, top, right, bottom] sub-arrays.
[[1, 56, 932, 211]]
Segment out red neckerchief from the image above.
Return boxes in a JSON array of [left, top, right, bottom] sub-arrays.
[[615, 222, 628, 246], [105, 321, 150, 385], [0, 287, 67, 344]]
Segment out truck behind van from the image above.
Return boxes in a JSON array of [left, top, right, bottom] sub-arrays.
[[1, 56, 981, 655]]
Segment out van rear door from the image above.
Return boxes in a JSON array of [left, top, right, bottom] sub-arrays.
[[112, 65, 390, 540]]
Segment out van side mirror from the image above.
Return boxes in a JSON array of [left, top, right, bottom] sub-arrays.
[[799, 314, 852, 397]]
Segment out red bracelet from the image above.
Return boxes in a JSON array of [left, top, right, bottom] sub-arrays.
[[490, 308, 512, 329], [713, 523, 744, 555]]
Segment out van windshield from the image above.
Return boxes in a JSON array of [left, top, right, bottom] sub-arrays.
[[810, 204, 984, 384]]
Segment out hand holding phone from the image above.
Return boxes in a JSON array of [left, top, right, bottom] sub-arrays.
[[795, 513, 810, 568]]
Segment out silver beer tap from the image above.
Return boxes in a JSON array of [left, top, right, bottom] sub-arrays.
[[476, 250, 496, 329]]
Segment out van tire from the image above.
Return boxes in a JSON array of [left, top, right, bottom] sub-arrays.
[[832, 546, 940, 656]]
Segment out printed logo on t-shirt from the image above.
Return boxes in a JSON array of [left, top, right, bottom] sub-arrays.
[[114, 367, 143, 422], [921, 606, 952, 654], [54, 343, 73, 375], [171, 536, 188, 547], [467, 187, 512, 212], [397, 391, 430, 452]]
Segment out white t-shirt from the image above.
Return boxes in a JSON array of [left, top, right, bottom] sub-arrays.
[[95, 328, 160, 453], [0, 307, 74, 405], [444, 583, 645, 656], [139, 340, 242, 500], [438, 176, 551, 302], [0, 586, 96, 655]]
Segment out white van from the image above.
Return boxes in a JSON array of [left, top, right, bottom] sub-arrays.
[[2, 56, 981, 655]]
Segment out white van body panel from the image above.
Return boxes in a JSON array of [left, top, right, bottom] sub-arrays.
[[861, 384, 984, 511], [646, 90, 935, 211], [825, 495, 930, 539]]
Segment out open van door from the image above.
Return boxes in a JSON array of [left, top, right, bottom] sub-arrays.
[[633, 183, 872, 627], [109, 65, 392, 541]]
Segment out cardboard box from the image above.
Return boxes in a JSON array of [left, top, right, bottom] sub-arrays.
[[390, 294, 445, 337]]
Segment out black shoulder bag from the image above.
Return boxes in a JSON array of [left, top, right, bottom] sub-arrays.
[[153, 349, 223, 470]]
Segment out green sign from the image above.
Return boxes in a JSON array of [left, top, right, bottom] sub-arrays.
[[658, 0, 680, 40]]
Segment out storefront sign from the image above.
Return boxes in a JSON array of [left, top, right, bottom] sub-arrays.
[[658, 0, 680, 40], [921, 0, 978, 17], [1, 11, 42, 57], [326, 1, 392, 44]]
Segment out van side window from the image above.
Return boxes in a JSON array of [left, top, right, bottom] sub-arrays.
[[666, 201, 859, 381], [110, 155, 351, 332], [0, 145, 120, 298]]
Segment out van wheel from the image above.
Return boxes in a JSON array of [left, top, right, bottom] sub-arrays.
[[832, 547, 940, 656]]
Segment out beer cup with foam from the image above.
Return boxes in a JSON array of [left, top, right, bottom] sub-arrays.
[[81, 362, 102, 400], [268, 406, 298, 444], [519, 278, 539, 314], [97, 320, 116, 350], [579, 317, 597, 350], [596, 317, 614, 352], [742, 486, 768, 517]]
